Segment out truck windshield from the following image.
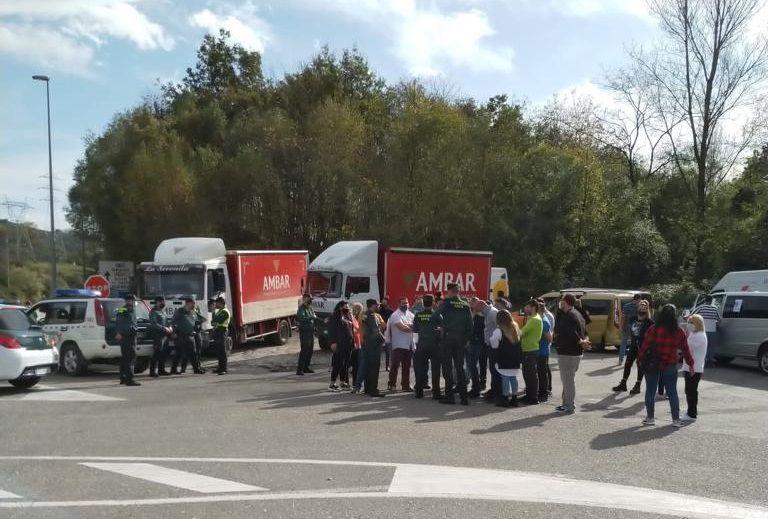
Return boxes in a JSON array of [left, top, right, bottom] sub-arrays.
[[308, 271, 343, 298], [142, 272, 205, 300]]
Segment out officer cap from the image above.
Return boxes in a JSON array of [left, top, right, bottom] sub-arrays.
[[446, 283, 459, 291]]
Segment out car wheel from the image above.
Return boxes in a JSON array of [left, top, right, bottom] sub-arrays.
[[133, 358, 150, 374], [270, 320, 291, 345], [9, 376, 40, 389], [60, 343, 87, 376], [714, 356, 734, 364], [759, 345, 768, 376]]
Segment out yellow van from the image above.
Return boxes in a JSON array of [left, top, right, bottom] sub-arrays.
[[540, 288, 652, 352]]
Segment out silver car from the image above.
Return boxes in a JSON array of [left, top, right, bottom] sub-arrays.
[[710, 292, 768, 375]]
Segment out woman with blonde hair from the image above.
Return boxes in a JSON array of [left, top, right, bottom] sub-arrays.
[[682, 314, 708, 422], [489, 310, 523, 407]]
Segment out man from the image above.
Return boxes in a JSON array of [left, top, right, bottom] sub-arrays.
[[211, 296, 231, 375], [148, 296, 173, 377], [467, 300, 485, 398], [171, 298, 205, 375], [379, 297, 394, 370], [520, 299, 544, 405], [693, 294, 721, 367], [296, 294, 317, 376], [411, 295, 425, 315], [387, 297, 415, 391], [362, 299, 387, 397], [537, 300, 553, 402], [472, 299, 499, 400], [115, 294, 140, 386], [413, 294, 442, 399], [619, 294, 642, 365], [436, 283, 473, 405], [554, 293, 590, 414]]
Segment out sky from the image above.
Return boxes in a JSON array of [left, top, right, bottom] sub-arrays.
[[0, 0, 662, 230]]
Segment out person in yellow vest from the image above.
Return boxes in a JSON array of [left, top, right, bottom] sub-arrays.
[[212, 296, 231, 375]]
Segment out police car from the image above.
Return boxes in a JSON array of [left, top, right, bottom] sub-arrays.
[[0, 304, 58, 388], [27, 289, 155, 376]]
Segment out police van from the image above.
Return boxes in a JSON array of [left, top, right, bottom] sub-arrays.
[[27, 289, 155, 376]]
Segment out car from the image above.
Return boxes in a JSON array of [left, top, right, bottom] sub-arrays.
[[0, 306, 58, 389], [27, 289, 155, 376]]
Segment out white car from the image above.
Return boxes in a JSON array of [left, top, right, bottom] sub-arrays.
[[27, 290, 155, 376], [0, 305, 58, 389]]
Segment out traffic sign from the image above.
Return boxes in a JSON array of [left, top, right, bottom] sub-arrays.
[[84, 275, 110, 297]]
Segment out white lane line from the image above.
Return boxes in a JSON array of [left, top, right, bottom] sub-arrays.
[[0, 489, 21, 499], [81, 463, 266, 494], [388, 464, 768, 519]]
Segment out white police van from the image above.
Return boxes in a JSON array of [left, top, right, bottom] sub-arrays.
[[27, 289, 154, 376]]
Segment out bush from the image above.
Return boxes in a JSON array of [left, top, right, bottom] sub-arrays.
[[648, 282, 703, 309]]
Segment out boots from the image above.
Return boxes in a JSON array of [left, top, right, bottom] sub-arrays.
[[612, 379, 628, 392], [509, 395, 519, 407], [630, 381, 642, 395]]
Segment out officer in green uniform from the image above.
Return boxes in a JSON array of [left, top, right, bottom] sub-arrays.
[[296, 294, 317, 375], [171, 298, 202, 375], [211, 296, 231, 375], [362, 299, 387, 398], [115, 294, 140, 386], [413, 294, 442, 400], [436, 283, 473, 405], [148, 296, 172, 377]]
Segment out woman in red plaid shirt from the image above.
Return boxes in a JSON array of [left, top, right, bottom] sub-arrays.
[[638, 304, 695, 427]]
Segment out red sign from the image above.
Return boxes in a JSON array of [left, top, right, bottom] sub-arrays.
[[382, 249, 491, 304], [84, 275, 111, 297]]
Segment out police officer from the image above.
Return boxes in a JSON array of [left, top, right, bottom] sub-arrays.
[[362, 299, 387, 398], [211, 296, 231, 375], [115, 294, 140, 386], [171, 298, 202, 375], [436, 283, 472, 405], [296, 294, 317, 376], [413, 294, 442, 400], [148, 296, 173, 377]]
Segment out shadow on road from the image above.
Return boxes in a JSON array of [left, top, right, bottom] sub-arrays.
[[470, 411, 567, 434], [590, 425, 676, 450], [704, 362, 767, 391]]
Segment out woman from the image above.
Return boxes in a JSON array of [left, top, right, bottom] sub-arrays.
[[350, 303, 364, 393], [489, 310, 523, 408], [683, 314, 708, 422], [612, 300, 654, 395], [327, 301, 354, 392], [638, 304, 694, 427]]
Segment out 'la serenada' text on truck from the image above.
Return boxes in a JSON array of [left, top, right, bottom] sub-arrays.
[[139, 238, 308, 347], [307, 240, 493, 349]]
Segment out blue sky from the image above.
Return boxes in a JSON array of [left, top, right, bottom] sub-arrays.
[[0, 0, 660, 230]]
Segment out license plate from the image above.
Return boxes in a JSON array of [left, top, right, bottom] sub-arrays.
[[34, 367, 50, 375]]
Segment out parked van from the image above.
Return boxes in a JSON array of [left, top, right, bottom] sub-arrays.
[[684, 291, 768, 375], [540, 288, 652, 351]]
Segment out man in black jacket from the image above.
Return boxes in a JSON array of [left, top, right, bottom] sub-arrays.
[[553, 293, 590, 414]]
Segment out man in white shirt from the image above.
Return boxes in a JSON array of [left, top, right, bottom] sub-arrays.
[[386, 297, 415, 391]]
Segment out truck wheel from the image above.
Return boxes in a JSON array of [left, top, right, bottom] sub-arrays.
[[10, 376, 41, 389], [270, 320, 291, 345], [318, 335, 330, 351], [133, 358, 150, 374], [60, 343, 87, 376], [225, 336, 234, 355]]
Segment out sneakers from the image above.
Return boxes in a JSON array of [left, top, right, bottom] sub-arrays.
[[641, 416, 656, 426], [681, 413, 697, 422], [350, 386, 360, 394], [629, 383, 641, 395], [340, 383, 351, 391], [328, 384, 341, 392], [672, 419, 684, 428]]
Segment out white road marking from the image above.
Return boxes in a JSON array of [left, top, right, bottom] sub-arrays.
[[0, 489, 20, 499], [12, 388, 123, 402], [388, 464, 768, 519], [81, 463, 266, 493], [0, 456, 763, 518]]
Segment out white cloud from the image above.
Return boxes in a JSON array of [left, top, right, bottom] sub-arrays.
[[317, 1, 513, 77], [538, 0, 653, 20], [189, 6, 270, 53], [0, 0, 173, 75]]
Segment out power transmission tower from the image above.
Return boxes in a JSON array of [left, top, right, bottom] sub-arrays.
[[1, 198, 36, 262]]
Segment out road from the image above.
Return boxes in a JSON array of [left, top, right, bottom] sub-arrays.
[[0, 338, 766, 518]]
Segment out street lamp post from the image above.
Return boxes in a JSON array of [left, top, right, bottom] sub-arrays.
[[32, 75, 56, 295]]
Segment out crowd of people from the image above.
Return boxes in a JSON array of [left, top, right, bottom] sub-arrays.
[[296, 286, 709, 426]]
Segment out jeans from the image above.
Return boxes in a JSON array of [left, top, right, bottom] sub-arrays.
[[297, 329, 314, 372], [500, 374, 518, 397], [354, 347, 368, 389], [521, 352, 539, 402], [558, 354, 582, 411], [119, 335, 136, 382], [536, 354, 550, 399], [485, 344, 501, 398], [441, 333, 468, 398], [705, 331, 717, 363], [388, 348, 413, 388], [644, 366, 680, 420], [620, 347, 645, 384], [619, 328, 631, 363], [684, 371, 702, 418], [466, 342, 483, 394], [414, 337, 441, 396]]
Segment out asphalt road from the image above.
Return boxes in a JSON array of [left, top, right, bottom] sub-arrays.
[[0, 338, 766, 518]]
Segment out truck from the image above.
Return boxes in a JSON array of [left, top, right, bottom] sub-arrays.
[[307, 240, 492, 348], [139, 238, 308, 348]]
